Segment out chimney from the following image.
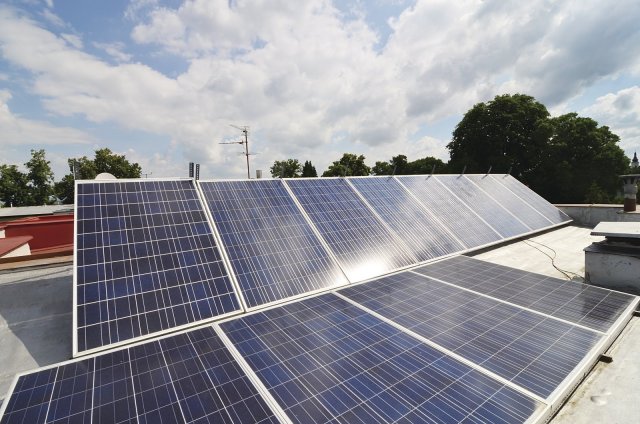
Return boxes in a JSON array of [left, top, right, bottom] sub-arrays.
[[620, 174, 640, 212], [256, 169, 262, 179]]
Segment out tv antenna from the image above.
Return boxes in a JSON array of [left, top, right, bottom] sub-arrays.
[[220, 124, 252, 179]]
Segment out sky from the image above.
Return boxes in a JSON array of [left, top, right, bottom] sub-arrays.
[[1, 0, 640, 180]]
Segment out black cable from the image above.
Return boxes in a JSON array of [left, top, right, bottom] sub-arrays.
[[522, 239, 590, 283]]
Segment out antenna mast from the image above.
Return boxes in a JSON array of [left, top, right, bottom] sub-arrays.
[[220, 124, 251, 179]]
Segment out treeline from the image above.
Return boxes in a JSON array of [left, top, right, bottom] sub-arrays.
[[271, 94, 637, 203], [0, 148, 141, 207]]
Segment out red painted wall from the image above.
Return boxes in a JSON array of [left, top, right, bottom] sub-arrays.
[[2, 214, 74, 251]]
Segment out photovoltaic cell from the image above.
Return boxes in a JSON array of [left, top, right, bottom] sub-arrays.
[[75, 179, 241, 354], [199, 180, 347, 309], [286, 178, 417, 281], [396, 176, 501, 248], [0, 327, 280, 424], [492, 175, 571, 225], [339, 272, 602, 398], [465, 175, 553, 230], [347, 177, 465, 262], [414, 256, 636, 333], [222, 294, 543, 424], [435, 175, 531, 238]]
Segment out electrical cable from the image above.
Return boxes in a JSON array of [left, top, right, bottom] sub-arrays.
[[522, 238, 591, 284]]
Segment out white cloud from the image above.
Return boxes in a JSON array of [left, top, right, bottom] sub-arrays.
[[1, 1, 640, 178], [0, 90, 93, 146], [92, 41, 132, 63], [582, 86, 640, 153]]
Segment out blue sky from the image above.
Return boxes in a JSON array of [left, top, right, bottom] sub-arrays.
[[1, 0, 640, 180]]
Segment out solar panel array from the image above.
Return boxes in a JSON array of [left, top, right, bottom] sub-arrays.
[[199, 180, 347, 309], [75, 179, 242, 354], [338, 272, 602, 398], [5, 174, 630, 424], [285, 178, 418, 281]]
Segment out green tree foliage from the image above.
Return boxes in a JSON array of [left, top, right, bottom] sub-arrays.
[[301, 160, 318, 177], [270, 159, 302, 178], [55, 148, 142, 204], [372, 155, 446, 175], [0, 165, 29, 207], [322, 153, 371, 177], [449, 94, 629, 202], [25, 149, 55, 205], [0, 150, 54, 207], [529, 113, 629, 203], [448, 94, 551, 176]]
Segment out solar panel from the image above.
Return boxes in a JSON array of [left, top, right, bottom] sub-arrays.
[[435, 175, 531, 238], [221, 293, 544, 424], [396, 175, 501, 248], [338, 271, 602, 398], [74, 179, 242, 355], [285, 178, 417, 281], [465, 175, 553, 230], [492, 175, 571, 225], [347, 177, 465, 262], [199, 180, 348, 309], [0, 327, 281, 424], [414, 256, 637, 333]]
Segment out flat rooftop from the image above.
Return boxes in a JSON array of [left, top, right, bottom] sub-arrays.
[[0, 224, 637, 422]]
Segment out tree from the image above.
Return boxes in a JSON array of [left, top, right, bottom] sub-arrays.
[[25, 149, 55, 205], [270, 159, 302, 178], [407, 157, 446, 174], [447, 94, 551, 177], [55, 149, 142, 203], [529, 113, 629, 203], [372, 155, 409, 175], [0, 165, 29, 207], [301, 160, 317, 177], [322, 153, 371, 177]]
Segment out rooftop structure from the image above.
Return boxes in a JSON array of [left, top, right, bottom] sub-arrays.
[[0, 175, 637, 424]]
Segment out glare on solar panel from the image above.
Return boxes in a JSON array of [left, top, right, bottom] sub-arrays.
[[338, 271, 602, 399], [465, 175, 553, 230], [0, 326, 282, 424], [199, 179, 348, 309], [285, 178, 417, 282], [435, 175, 531, 238], [347, 177, 465, 262], [491, 175, 571, 225], [74, 179, 242, 355], [221, 293, 545, 424], [396, 175, 502, 248], [413, 256, 637, 334]]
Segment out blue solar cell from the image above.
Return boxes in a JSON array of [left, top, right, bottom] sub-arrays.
[[339, 271, 602, 398], [414, 256, 636, 333], [75, 179, 241, 354], [396, 175, 501, 248], [492, 175, 571, 225], [435, 175, 531, 238], [221, 294, 543, 423], [0, 327, 280, 424], [465, 175, 553, 230], [199, 180, 347, 308], [347, 177, 465, 262], [285, 178, 417, 281]]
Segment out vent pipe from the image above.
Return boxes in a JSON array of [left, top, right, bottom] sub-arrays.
[[620, 174, 640, 212]]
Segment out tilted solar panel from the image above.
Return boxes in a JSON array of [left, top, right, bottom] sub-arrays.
[[396, 175, 501, 248], [285, 178, 417, 282], [492, 174, 571, 225], [347, 177, 465, 262], [435, 175, 531, 238], [414, 256, 637, 333], [0, 327, 281, 424], [199, 179, 348, 309], [221, 294, 544, 424], [338, 271, 602, 399], [74, 179, 242, 355], [465, 175, 553, 230]]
